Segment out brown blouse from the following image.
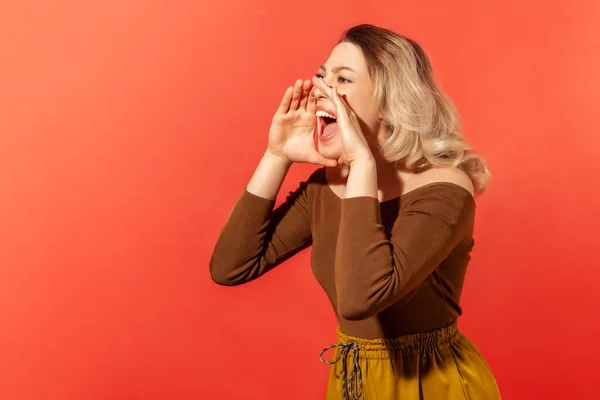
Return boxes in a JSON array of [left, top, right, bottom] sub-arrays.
[[210, 168, 477, 339]]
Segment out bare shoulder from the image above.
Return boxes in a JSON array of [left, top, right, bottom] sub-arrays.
[[409, 167, 474, 197]]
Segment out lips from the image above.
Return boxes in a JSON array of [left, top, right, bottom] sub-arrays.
[[315, 105, 337, 119], [315, 105, 338, 142]]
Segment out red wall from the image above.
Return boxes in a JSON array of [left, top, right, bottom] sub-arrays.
[[1, 1, 599, 399]]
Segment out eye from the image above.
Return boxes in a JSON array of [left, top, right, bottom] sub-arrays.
[[337, 76, 351, 84], [314, 73, 326, 79]]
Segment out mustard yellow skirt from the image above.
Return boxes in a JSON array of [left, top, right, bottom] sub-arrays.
[[320, 322, 501, 399]]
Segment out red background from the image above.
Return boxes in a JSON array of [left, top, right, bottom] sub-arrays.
[[1, 1, 599, 399]]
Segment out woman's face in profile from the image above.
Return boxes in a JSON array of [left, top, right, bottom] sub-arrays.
[[314, 41, 381, 160]]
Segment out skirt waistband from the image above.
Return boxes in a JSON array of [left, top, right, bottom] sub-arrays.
[[334, 321, 460, 358], [320, 322, 462, 399]]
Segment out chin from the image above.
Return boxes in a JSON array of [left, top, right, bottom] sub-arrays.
[[317, 141, 342, 162]]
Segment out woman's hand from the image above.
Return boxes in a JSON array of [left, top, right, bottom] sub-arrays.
[[268, 79, 338, 167], [312, 77, 374, 167]]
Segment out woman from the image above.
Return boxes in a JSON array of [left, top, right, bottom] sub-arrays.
[[210, 24, 501, 399]]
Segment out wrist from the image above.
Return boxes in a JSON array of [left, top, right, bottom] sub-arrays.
[[345, 157, 378, 199], [349, 155, 376, 169], [264, 149, 293, 169]]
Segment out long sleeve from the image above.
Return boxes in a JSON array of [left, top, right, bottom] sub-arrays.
[[334, 184, 475, 321], [209, 180, 312, 286]]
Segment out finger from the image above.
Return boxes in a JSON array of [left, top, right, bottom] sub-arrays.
[[299, 79, 312, 110], [290, 79, 303, 110], [308, 150, 338, 167], [331, 87, 350, 124], [278, 86, 294, 114], [312, 76, 333, 99], [306, 86, 317, 113], [322, 157, 338, 167]]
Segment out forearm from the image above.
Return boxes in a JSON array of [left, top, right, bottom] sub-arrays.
[[334, 183, 473, 320], [247, 150, 293, 200], [211, 151, 311, 285], [344, 158, 378, 199]]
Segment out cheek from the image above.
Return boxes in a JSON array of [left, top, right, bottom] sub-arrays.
[[341, 86, 375, 116], [344, 96, 379, 132]]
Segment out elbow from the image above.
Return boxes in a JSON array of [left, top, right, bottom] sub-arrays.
[[209, 257, 240, 286], [209, 265, 233, 286], [337, 299, 376, 321], [337, 285, 405, 321], [209, 254, 262, 286], [210, 272, 235, 287]]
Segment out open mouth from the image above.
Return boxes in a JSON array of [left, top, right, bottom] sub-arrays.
[[316, 109, 338, 141]]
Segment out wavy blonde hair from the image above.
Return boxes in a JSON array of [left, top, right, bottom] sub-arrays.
[[341, 24, 490, 195]]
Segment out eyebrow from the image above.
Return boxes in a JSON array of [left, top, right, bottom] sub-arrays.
[[319, 65, 357, 74]]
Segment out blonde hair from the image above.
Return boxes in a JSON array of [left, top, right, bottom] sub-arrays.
[[340, 24, 490, 196]]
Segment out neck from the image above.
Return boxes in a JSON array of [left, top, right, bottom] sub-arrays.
[[329, 149, 417, 200]]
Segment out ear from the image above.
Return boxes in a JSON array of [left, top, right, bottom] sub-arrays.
[[378, 114, 394, 134], [376, 100, 386, 120], [377, 110, 387, 123]]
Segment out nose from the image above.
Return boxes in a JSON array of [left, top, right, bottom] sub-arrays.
[[320, 76, 333, 87], [315, 77, 333, 100]]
